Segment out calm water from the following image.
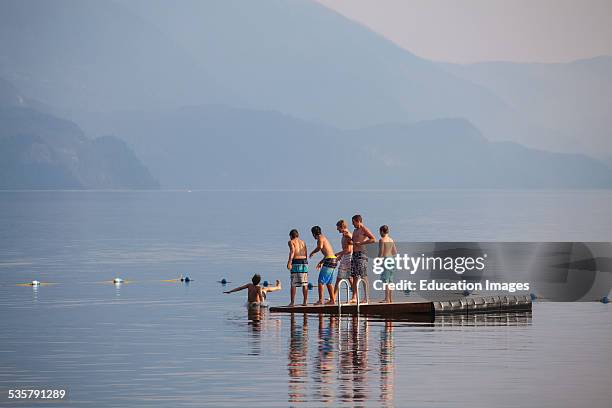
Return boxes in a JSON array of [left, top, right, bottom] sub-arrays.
[[1, 190, 611, 407]]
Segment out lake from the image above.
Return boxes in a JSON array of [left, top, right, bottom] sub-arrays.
[[1, 190, 611, 407]]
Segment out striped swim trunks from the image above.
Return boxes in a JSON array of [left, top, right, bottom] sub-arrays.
[[290, 258, 308, 273], [322, 257, 337, 269]]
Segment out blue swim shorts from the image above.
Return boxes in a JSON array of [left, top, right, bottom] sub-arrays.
[[381, 267, 394, 283], [318, 266, 335, 285]]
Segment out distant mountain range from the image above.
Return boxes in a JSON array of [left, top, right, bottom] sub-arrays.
[[0, 79, 158, 189], [78, 105, 612, 189], [439, 56, 612, 156], [0, 0, 610, 189], [1, 0, 610, 158]]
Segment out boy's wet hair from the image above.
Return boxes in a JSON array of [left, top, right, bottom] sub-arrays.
[[352, 214, 363, 223], [380, 225, 389, 235], [252, 274, 261, 285], [289, 229, 299, 239], [311, 225, 322, 237], [336, 219, 347, 228]]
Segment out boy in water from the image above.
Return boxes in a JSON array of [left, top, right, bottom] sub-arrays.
[[309, 225, 337, 305], [334, 219, 353, 296], [224, 274, 281, 307], [287, 229, 309, 306], [378, 225, 398, 303]]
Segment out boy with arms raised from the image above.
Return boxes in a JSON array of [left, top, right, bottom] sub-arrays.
[[224, 274, 281, 307]]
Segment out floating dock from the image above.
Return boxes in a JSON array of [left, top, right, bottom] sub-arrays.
[[269, 295, 532, 317]]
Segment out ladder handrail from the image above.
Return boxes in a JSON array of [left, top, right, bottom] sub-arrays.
[[355, 278, 368, 314], [337, 278, 351, 315], [337, 278, 368, 314]]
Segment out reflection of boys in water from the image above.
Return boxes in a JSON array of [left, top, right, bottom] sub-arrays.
[[350, 315, 369, 403], [246, 305, 281, 357], [288, 313, 308, 404], [337, 316, 353, 403], [247, 307, 264, 356], [313, 314, 336, 404], [379, 320, 395, 407]]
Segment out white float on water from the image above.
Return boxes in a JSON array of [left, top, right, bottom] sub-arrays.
[[31, 280, 40, 286], [113, 278, 124, 284]]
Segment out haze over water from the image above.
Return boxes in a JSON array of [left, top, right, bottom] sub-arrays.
[[1, 190, 611, 407]]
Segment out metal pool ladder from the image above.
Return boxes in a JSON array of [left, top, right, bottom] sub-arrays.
[[337, 278, 367, 352], [337, 278, 368, 314]]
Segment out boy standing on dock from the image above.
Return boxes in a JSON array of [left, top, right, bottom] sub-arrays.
[[350, 214, 376, 303], [378, 225, 398, 303], [287, 229, 309, 306], [309, 226, 337, 305], [334, 219, 353, 295]]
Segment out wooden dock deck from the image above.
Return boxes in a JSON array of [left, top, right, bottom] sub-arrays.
[[270, 301, 433, 317], [269, 295, 532, 317]]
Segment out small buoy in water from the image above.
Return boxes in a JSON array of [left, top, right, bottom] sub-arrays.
[[263, 280, 269, 287], [462, 290, 471, 297], [530, 293, 537, 301], [307, 283, 313, 290], [220, 278, 227, 285], [601, 296, 609, 304], [113, 278, 124, 284], [31, 280, 40, 286]]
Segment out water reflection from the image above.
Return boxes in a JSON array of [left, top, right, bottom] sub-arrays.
[[32, 284, 39, 302], [246, 306, 282, 356], [435, 312, 533, 327], [247, 306, 264, 356], [346, 315, 369, 404], [288, 313, 309, 404], [313, 314, 336, 403], [379, 320, 394, 407], [280, 311, 532, 406]]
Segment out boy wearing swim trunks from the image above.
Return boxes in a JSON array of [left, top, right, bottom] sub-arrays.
[[334, 219, 353, 295], [378, 225, 398, 303], [309, 226, 337, 305], [350, 214, 376, 303], [287, 229, 309, 306]]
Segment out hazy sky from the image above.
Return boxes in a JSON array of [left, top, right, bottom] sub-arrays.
[[316, 0, 612, 63]]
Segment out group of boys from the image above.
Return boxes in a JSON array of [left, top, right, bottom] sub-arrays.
[[288, 214, 386, 306], [225, 214, 397, 306]]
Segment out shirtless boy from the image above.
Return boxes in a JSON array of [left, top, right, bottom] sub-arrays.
[[378, 225, 398, 303], [224, 274, 281, 307], [309, 226, 337, 305], [349, 214, 376, 303], [287, 229, 309, 306], [334, 219, 353, 295]]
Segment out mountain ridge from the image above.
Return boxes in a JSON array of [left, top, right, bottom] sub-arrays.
[[78, 104, 612, 189], [0, 80, 159, 189]]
